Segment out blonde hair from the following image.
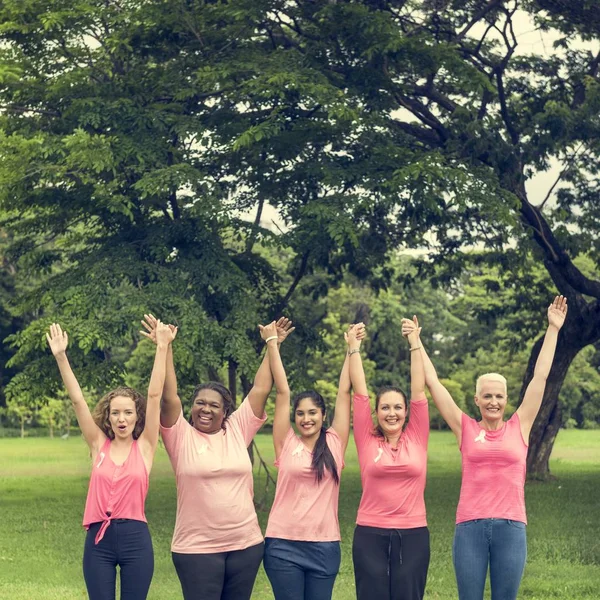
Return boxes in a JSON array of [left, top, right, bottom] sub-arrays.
[[475, 373, 507, 397], [92, 386, 146, 440]]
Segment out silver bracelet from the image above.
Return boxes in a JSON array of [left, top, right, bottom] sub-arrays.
[[347, 348, 360, 357]]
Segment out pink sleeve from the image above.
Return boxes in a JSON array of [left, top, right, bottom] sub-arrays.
[[228, 396, 268, 447], [353, 393, 375, 454], [159, 411, 188, 465], [274, 427, 296, 467], [404, 393, 429, 448]]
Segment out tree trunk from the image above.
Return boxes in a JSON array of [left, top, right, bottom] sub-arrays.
[[20, 417, 25, 438], [49, 418, 54, 438], [519, 333, 578, 479]]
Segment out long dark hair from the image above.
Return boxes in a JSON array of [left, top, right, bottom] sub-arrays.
[[189, 381, 235, 430], [293, 391, 339, 485], [374, 385, 408, 438]]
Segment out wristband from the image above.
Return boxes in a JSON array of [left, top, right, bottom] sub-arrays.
[[347, 348, 360, 356], [265, 335, 278, 344], [409, 345, 422, 352]]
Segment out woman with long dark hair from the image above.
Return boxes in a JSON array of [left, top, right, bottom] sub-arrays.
[[47, 319, 174, 600], [140, 314, 293, 600], [263, 323, 365, 600], [348, 320, 430, 600]]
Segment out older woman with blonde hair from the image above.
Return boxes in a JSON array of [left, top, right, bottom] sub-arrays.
[[403, 295, 568, 600]]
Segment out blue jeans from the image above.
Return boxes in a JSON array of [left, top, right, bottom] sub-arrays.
[[83, 519, 154, 600], [453, 518, 527, 600], [264, 538, 341, 600]]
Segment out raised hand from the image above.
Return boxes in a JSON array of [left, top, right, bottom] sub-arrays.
[[275, 317, 295, 345], [402, 315, 422, 347], [46, 323, 69, 357], [259, 320, 278, 343], [548, 296, 568, 331], [155, 321, 177, 346], [140, 313, 177, 344], [345, 322, 366, 350]]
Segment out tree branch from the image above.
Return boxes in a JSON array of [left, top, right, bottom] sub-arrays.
[[274, 250, 310, 315]]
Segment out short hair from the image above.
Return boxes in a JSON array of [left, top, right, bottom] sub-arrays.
[[92, 386, 146, 440], [475, 373, 507, 396]]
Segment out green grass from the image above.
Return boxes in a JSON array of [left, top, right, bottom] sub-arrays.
[[0, 430, 598, 599]]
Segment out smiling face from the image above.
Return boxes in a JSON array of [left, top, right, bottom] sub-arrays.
[[109, 396, 138, 440], [191, 388, 226, 434], [294, 397, 325, 439], [376, 391, 407, 438], [474, 378, 508, 424]]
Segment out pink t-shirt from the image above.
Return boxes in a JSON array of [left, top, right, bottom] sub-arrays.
[[265, 427, 345, 542], [160, 397, 267, 553], [82, 438, 148, 544], [353, 393, 429, 529], [456, 412, 528, 524]]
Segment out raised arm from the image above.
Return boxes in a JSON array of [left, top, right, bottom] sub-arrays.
[[348, 322, 368, 397], [140, 313, 181, 427], [139, 321, 175, 461], [332, 323, 365, 451], [517, 296, 567, 439], [404, 316, 463, 440], [248, 317, 295, 419], [261, 320, 292, 459], [401, 317, 425, 398], [46, 323, 105, 453]]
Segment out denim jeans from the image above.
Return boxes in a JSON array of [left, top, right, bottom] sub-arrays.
[[453, 518, 527, 600], [264, 537, 341, 600], [83, 519, 154, 600]]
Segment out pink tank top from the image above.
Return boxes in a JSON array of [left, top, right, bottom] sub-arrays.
[[83, 438, 149, 544], [456, 412, 528, 524]]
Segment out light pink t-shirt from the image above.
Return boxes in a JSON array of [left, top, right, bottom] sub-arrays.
[[353, 393, 429, 529], [456, 412, 528, 524], [160, 397, 267, 553], [82, 439, 148, 544], [265, 427, 344, 542]]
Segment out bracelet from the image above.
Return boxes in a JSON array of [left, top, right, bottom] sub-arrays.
[[265, 335, 278, 344], [409, 345, 422, 352], [347, 348, 360, 356]]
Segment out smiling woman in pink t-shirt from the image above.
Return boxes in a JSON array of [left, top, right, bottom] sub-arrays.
[[409, 295, 568, 600], [263, 323, 365, 600], [349, 321, 430, 600], [141, 315, 294, 600]]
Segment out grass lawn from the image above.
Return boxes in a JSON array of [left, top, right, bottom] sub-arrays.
[[0, 430, 598, 599]]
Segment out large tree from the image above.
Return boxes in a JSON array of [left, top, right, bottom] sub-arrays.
[[225, 0, 598, 478], [1, 1, 599, 477]]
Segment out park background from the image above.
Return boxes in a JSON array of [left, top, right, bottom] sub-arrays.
[[0, 0, 599, 598]]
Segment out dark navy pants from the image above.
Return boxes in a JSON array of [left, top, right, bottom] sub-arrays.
[[453, 518, 527, 600], [352, 525, 430, 600], [83, 519, 154, 600], [264, 537, 341, 600]]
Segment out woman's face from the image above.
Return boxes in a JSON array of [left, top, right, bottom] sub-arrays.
[[109, 396, 138, 439], [191, 389, 225, 434], [376, 391, 406, 438], [294, 398, 324, 439], [474, 380, 507, 423]]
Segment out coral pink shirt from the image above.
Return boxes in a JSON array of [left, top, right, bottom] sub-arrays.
[[353, 393, 429, 529], [160, 397, 267, 553], [82, 438, 148, 544], [265, 427, 344, 542], [456, 412, 528, 524]]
